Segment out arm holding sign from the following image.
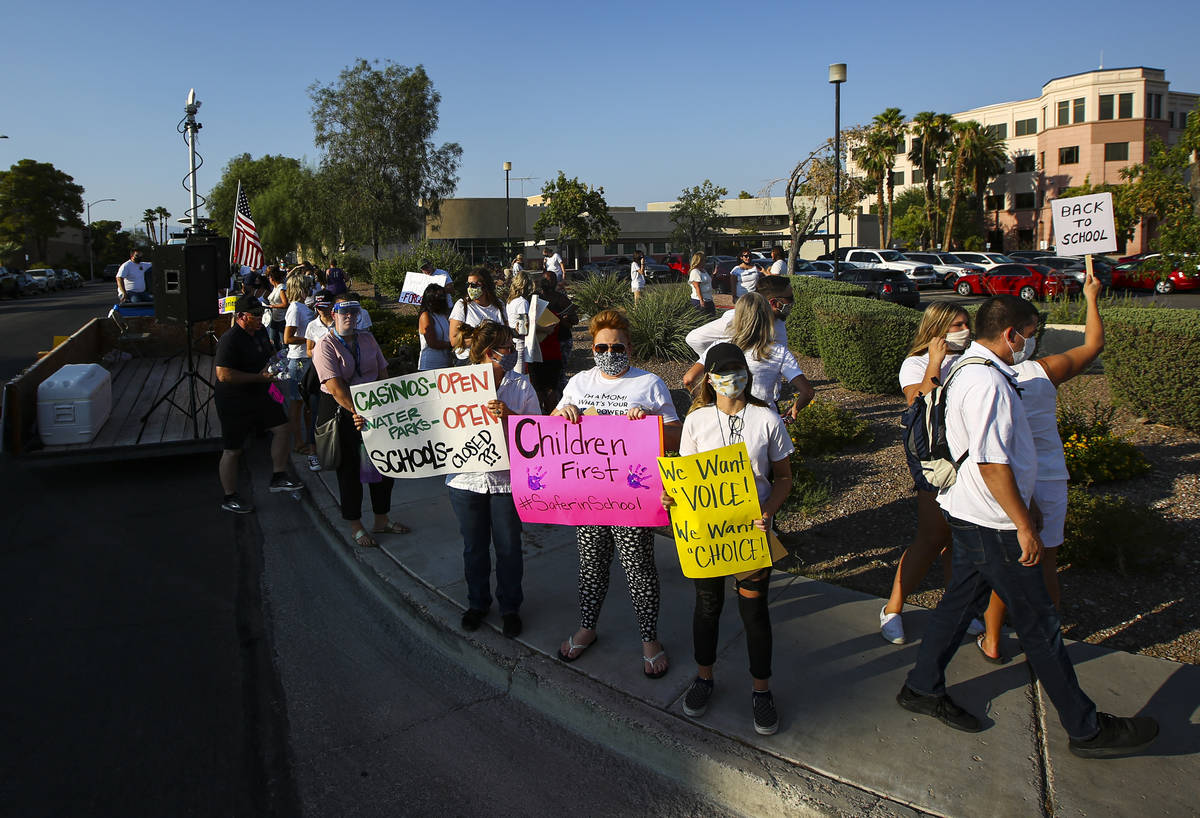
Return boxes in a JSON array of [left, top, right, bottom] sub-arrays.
[[1033, 270, 1104, 387]]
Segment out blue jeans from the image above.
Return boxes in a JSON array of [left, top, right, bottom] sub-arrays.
[[126, 290, 152, 303], [448, 487, 524, 615], [906, 513, 1099, 740]]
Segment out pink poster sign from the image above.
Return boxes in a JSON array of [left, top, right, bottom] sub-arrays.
[[506, 414, 669, 526]]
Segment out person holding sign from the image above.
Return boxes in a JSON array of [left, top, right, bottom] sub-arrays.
[[661, 343, 794, 735], [449, 267, 505, 363], [448, 321, 542, 637], [554, 309, 682, 679], [417, 283, 454, 371], [312, 300, 409, 547]]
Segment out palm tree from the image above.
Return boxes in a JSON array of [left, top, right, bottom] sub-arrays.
[[943, 121, 978, 249], [943, 122, 1011, 249], [872, 107, 905, 246], [142, 209, 158, 247], [851, 130, 890, 245], [970, 129, 1010, 242], [155, 206, 171, 244], [908, 112, 955, 247]]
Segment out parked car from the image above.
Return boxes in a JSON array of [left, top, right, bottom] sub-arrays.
[[611, 256, 676, 284], [843, 248, 938, 288], [951, 251, 1018, 270], [902, 252, 984, 286], [660, 254, 688, 277], [1111, 255, 1200, 294], [102, 263, 121, 280], [839, 268, 920, 307], [1026, 255, 1113, 288], [26, 268, 59, 291], [572, 262, 618, 280], [1005, 250, 1049, 262], [953, 263, 1079, 300], [54, 269, 81, 289], [804, 260, 842, 279], [816, 246, 864, 261], [0, 267, 19, 298], [15, 271, 48, 295]]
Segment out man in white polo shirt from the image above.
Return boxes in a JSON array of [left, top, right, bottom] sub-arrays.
[[116, 249, 152, 303], [897, 295, 1158, 759]]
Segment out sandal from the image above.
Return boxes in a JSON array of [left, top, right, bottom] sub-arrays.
[[352, 528, 379, 548], [643, 649, 669, 679], [373, 520, 411, 535], [976, 634, 1009, 665], [557, 633, 598, 663]]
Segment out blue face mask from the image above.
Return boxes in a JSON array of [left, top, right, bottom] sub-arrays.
[[494, 350, 518, 372]]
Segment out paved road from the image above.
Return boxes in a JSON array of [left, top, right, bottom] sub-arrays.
[[0, 281, 118, 382], [0, 443, 732, 817]]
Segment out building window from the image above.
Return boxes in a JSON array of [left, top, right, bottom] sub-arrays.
[[1118, 93, 1133, 118], [1056, 100, 1070, 126], [889, 170, 904, 186], [1099, 94, 1114, 120], [622, 243, 638, 254], [1014, 155, 1036, 173], [910, 137, 922, 155], [911, 168, 924, 184], [896, 138, 906, 153], [1169, 111, 1176, 128], [1105, 142, 1129, 162], [603, 244, 618, 255], [1073, 97, 1085, 123], [1148, 93, 1162, 119], [986, 194, 1005, 211], [1014, 192, 1036, 210], [985, 123, 1008, 140], [652, 242, 666, 254], [1059, 146, 1080, 165], [1015, 117, 1038, 136]]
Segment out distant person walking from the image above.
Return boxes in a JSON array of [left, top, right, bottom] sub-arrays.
[[731, 250, 759, 299], [543, 247, 565, 284], [630, 250, 646, 303], [767, 246, 786, 276], [325, 259, 348, 296], [687, 252, 715, 314], [116, 249, 152, 303]]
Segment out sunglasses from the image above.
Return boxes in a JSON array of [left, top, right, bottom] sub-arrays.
[[592, 343, 627, 354]]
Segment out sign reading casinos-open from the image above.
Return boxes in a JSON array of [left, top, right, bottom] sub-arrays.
[[1052, 192, 1117, 257]]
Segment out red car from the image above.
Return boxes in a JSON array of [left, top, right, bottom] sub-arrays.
[[954, 263, 1080, 300], [1111, 255, 1200, 294]]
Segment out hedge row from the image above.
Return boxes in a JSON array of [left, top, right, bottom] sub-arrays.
[[785, 277, 871, 356], [1102, 307, 1200, 434], [810, 294, 922, 394]]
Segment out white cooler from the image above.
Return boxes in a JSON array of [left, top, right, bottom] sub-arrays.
[[37, 363, 113, 445]]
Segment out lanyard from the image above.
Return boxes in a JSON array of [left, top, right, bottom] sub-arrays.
[[717, 406, 747, 447], [332, 331, 361, 377]]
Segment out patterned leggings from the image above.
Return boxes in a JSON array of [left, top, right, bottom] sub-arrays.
[[576, 525, 660, 642]]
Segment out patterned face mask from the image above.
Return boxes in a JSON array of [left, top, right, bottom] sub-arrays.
[[467, 284, 484, 300], [708, 370, 748, 398], [593, 350, 630, 376]]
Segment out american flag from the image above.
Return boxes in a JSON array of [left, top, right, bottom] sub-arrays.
[[231, 181, 263, 270]]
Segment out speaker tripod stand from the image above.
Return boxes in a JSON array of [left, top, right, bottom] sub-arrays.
[[137, 319, 215, 442]]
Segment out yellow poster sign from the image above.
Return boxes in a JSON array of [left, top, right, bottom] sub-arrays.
[[657, 442, 772, 579]]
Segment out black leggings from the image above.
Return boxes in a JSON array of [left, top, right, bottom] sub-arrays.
[[318, 393, 394, 521], [693, 569, 772, 680]]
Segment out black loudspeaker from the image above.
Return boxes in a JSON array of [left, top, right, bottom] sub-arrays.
[[150, 237, 228, 324]]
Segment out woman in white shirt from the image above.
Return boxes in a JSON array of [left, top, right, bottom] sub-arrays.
[[662, 343, 794, 736], [553, 309, 682, 679], [418, 283, 453, 371], [282, 275, 316, 460], [450, 321, 542, 638], [511, 254, 524, 275], [879, 302, 972, 645], [687, 252, 715, 315], [505, 270, 533, 375], [449, 267, 505, 363], [630, 250, 646, 303], [265, 267, 289, 350]]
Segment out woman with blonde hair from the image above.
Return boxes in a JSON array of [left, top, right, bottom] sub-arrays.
[[506, 270, 533, 375], [281, 274, 316, 458], [879, 301, 973, 644], [687, 252, 715, 314]]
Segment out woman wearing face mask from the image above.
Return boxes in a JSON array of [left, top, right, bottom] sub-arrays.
[[662, 343, 794, 736], [681, 293, 814, 420], [449, 321, 541, 638], [312, 300, 409, 547], [418, 283, 454, 371], [553, 309, 683, 679], [449, 267, 504, 364], [975, 270, 1104, 663], [687, 252, 715, 315], [880, 303, 973, 645]]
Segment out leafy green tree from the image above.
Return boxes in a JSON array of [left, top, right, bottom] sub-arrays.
[[87, 219, 140, 265], [0, 159, 84, 260], [737, 190, 754, 199], [669, 180, 728, 253], [778, 131, 870, 273], [154, 206, 171, 244], [208, 154, 325, 261], [532, 171, 620, 264], [851, 129, 890, 241], [309, 59, 462, 260], [908, 112, 955, 247], [1118, 123, 1200, 273], [942, 121, 1007, 249], [371, 238, 468, 298], [872, 107, 906, 246], [142, 209, 158, 246]]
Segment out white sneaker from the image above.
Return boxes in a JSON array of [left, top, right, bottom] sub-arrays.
[[966, 618, 986, 636], [880, 606, 906, 644], [307, 454, 322, 472]]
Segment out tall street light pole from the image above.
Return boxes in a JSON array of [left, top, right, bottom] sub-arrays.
[[503, 161, 512, 256], [829, 63, 846, 279], [86, 197, 117, 281]]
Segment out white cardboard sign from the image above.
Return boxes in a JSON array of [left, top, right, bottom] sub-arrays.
[[397, 271, 451, 305], [1052, 192, 1117, 256]]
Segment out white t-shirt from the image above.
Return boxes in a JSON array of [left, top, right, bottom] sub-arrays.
[[898, 352, 962, 391], [116, 259, 149, 295], [680, 404, 794, 506], [544, 253, 564, 282], [267, 284, 287, 322], [506, 297, 531, 369], [305, 317, 332, 348], [769, 259, 786, 276], [1014, 361, 1068, 481], [686, 311, 789, 358], [937, 343, 1037, 530], [447, 371, 541, 493], [284, 301, 315, 359], [734, 264, 759, 298], [449, 299, 505, 360], [631, 261, 645, 291], [688, 268, 713, 302], [700, 343, 803, 405], [557, 366, 679, 422]]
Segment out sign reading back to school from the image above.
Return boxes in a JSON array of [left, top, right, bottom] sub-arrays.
[[657, 442, 772, 579], [1053, 192, 1117, 256], [353, 364, 508, 478], [507, 414, 668, 527]]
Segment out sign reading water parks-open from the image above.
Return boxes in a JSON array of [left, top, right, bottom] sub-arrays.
[[353, 364, 508, 478]]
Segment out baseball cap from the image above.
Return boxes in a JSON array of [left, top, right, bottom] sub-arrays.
[[234, 295, 264, 315], [704, 343, 748, 373]]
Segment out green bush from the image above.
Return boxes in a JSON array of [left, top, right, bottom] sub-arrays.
[[810, 295, 921, 394], [370, 240, 468, 299], [785, 277, 870, 356], [626, 284, 708, 362], [1034, 291, 1159, 325], [570, 273, 631, 318], [1101, 307, 1200, 434], [783, 397, 872, 456], [1060, 486, 1172, 574], [366, 311, 420, 372], [779, 464, 831, 517]]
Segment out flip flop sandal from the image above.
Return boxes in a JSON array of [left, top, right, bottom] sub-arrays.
[[643, 650, 669, 679], [557, 634, 598, 663], [373, 521, 411, 535], [353, 529, 379, 548], [976, 634, 1009, 665]]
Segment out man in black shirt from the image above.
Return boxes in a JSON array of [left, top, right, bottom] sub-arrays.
[[215, 295, 304, 513]]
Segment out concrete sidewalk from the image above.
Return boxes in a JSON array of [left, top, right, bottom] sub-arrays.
[[293, 458, 1199, 817]]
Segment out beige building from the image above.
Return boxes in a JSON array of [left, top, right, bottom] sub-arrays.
[[856, 66, 1198, 254]]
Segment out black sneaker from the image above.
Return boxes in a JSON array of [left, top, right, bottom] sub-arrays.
[[1068, 712, 1159, 759], [682, 677, 714, 718], [220, 495, 255, 514], [896, 684, 982, 733], [753, 690, 779, 736], [461, 609, 486, 632], [502, 613, 522, 638], [268, 474, 305, 493]]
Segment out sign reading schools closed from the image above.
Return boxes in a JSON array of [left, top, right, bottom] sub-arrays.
[[353, 364, 509, 478], [1052, 192, 1117, 256]]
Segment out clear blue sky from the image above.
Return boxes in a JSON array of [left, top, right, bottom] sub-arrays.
[[3, 0, 1198, 235]]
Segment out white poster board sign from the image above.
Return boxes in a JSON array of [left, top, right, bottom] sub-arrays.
[[1052, 192, 1117, 256], [398, 271, 451, 305], [353, 364, 509, 478]]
